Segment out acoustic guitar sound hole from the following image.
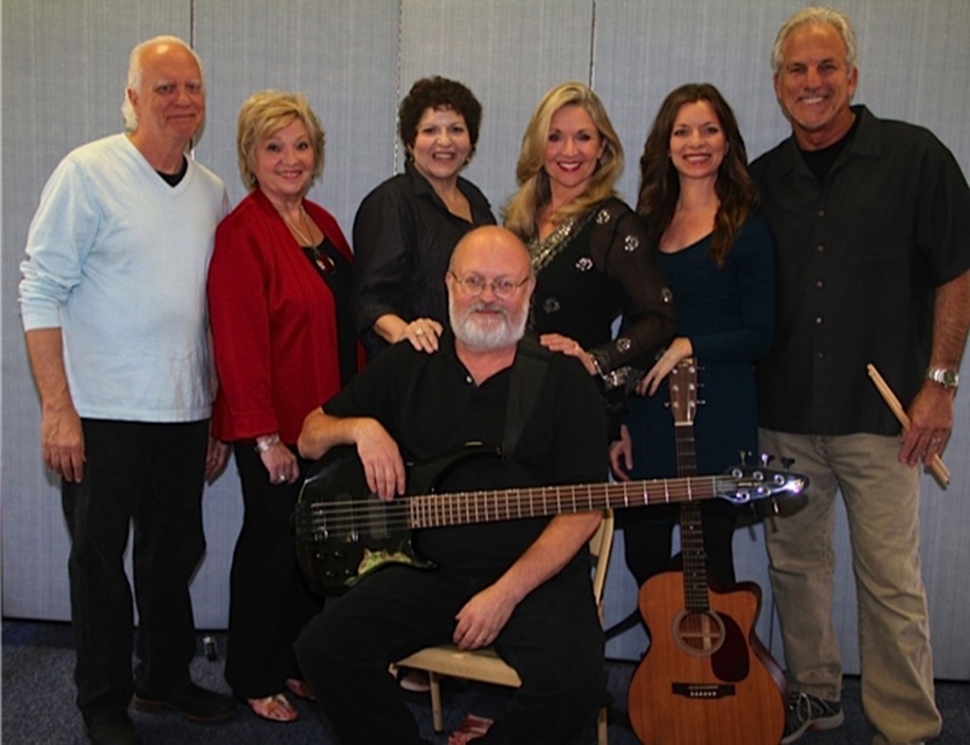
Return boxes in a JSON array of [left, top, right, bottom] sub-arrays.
[[672, 609, 726, 656]]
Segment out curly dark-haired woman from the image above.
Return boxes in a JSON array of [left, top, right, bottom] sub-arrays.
[[353, 76, 496, 359]]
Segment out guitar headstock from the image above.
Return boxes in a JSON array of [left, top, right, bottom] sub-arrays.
[[715, 464, 809, 504], [668, 358, 699, 426]]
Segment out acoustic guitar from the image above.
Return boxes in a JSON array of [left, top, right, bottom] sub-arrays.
[[293, 441, 807, 596], [627, 358, 787, 744]]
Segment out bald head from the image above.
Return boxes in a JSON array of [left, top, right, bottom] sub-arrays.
[[449, 226, 532, 279], [446, 226, 535, 352]]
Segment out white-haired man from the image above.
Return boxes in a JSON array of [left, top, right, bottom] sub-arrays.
[[752, 6, 970, 744], [19, 36, 234, 744]]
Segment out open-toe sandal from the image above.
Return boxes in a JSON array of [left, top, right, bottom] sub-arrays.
[[284, 677, 315, 701], [247, 692, 298, 723]]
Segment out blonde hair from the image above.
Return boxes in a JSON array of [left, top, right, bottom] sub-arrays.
[[236, 90, 325, 192], [504, 82, 623, 239]]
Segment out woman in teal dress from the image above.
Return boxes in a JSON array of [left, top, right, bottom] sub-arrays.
[[611, 83, 775, 588]]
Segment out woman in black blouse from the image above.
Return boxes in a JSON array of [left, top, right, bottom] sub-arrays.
[[353, 76, 496, 360], [505, 81, 675, 404]]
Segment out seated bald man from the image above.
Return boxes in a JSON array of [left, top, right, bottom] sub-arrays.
[[295, 226, 608, 745]]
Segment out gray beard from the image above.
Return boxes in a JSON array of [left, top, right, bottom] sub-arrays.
[[449, 296, 527, 351]]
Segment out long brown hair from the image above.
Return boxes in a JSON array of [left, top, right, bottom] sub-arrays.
[[637, 83, 757, 265]]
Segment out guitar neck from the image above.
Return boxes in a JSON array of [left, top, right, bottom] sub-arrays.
[[676, 421, 712, 609], [404, 474, 725, 530]]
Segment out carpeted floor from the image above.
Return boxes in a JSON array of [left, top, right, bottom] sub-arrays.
[[3, 620, 969, 744]]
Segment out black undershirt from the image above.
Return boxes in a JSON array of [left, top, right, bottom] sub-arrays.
[[156, 156, 188, 187], [799, 113, 862, 183], [302, 238, 357, 385]]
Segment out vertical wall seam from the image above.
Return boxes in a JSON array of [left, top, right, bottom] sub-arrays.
[[589, 0, 597, 88], [394, 0, 403, 172]]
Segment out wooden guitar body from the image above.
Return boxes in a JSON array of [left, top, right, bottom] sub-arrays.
[[626, 359, 786, 744], [628, 571, 786, 744]]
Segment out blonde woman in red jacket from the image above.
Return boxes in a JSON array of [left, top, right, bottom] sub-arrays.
[[207, 90, 363, 723]]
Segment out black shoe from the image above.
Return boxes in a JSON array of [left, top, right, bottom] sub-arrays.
[[132, 681, 236, 723], [84, 714, 142, 745]]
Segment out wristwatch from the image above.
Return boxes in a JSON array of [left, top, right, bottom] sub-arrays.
[[926, 367, 959, 389]]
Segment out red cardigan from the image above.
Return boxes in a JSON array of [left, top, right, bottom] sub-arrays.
[[208, 189, 364, 444]]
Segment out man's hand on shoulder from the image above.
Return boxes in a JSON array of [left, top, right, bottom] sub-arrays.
[[899, 382, 954, 466]]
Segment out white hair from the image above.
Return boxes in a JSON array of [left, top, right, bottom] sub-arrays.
[[770, 6, 858, 76], [121, 35, 203, 132]]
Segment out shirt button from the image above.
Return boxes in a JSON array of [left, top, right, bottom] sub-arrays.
[[815, 279, 824, 288], [817, 350, 825, 359], [466, 375, 473, 384], [816, 244, 825, 252], [815, 316, 823, 324], [817, 209, 825, 218]]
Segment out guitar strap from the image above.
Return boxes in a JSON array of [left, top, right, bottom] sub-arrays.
[[502, 333, 552, 461]]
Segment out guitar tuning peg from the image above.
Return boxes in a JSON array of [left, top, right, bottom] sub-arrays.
[[760, 453, 774, 467], [780, 457, 795, 470], [738, 450, 752, 465], [697, 398, 706, 407]]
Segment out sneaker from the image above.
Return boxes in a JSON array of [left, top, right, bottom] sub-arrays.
[[132, 681, 236, 723], [781, 691, 844, 744]]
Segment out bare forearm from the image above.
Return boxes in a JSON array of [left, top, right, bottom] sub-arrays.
[[297, 409, 363, 460], [25, 327, 74, 412], [493, 512, 602, 605], [373, 313, 408, 344], [930, 269, 970, 368]]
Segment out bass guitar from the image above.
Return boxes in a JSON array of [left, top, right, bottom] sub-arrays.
[[627, 358, 787, 744], [293, 441, 807, 596]]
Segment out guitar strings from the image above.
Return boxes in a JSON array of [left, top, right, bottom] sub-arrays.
[[295, 477, 740, 534]]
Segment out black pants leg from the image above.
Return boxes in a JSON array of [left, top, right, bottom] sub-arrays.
[[295, 560, 603, 745], [225, 443, 323, 698], [63, 419, 208, 722]]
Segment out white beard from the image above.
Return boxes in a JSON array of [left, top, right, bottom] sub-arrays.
[[449, 296, 528, 351]]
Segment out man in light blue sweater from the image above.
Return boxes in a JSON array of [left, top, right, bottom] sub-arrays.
[[19, 35, 234, 745]]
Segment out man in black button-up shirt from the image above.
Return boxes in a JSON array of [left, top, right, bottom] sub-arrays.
[[751, 7, 970, 745]]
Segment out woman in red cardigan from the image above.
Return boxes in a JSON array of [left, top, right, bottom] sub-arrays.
[[207, 90, 363, 723]]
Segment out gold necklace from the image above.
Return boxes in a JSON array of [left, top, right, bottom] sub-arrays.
[[280, 205, 315, 246]]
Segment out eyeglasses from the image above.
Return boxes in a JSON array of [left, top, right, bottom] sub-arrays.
[[449, 272, 531, 300]]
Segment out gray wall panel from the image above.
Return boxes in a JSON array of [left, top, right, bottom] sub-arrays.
[[400, 0, 593, 217]]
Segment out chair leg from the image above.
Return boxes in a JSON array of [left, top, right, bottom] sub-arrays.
[[429, 671, 444, 732], [597, 705, 608, 745]]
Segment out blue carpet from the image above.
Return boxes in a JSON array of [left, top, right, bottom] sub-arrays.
[[3, 620, 969, 743]]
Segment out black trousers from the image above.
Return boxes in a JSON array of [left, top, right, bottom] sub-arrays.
[[621, 500, 737, 588], [61, 418, 208, 723], [295, 558, 604, 745], [224, 443, 322, 698]]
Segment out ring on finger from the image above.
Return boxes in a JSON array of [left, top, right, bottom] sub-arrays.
[[415, 328, 425, 337]]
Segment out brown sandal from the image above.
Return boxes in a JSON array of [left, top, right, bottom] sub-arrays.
[[284, 677, 315, 701], [247, 692, 298, 722]]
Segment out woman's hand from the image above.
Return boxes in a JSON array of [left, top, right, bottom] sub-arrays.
[[609, 425, 633, 481], [399, 317, 443, 353], [539, 333, 596, 375], [636, 337, 693, 396], [257, 434, 299, 485]]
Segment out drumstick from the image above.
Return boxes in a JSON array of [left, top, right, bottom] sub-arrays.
[[866, 363, 950, 486]]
